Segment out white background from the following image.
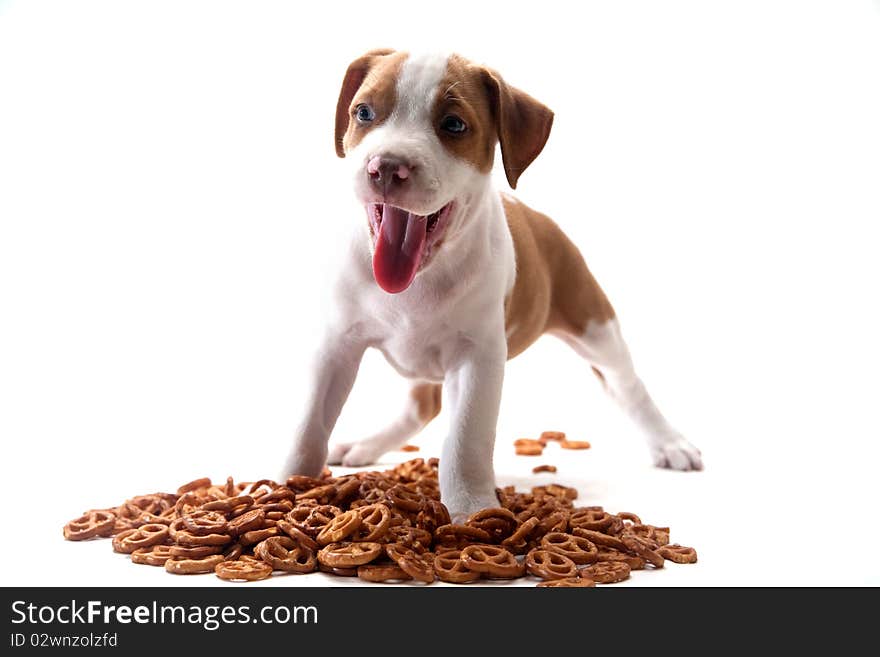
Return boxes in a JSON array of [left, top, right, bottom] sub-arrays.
[[1, 0, 879, 587]]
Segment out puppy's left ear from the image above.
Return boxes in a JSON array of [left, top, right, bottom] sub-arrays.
[[335, 48, 395, 158], [482, 68, 554, 189]]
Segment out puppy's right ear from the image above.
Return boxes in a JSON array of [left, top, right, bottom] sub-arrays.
[[335, 48, 395, 158]]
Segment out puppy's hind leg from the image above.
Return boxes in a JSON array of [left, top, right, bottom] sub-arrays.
[[327, 382, 442, 467], [556, 319, 703, 471]]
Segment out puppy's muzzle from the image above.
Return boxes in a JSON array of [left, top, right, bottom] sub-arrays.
[[366, 155, 413, 198]]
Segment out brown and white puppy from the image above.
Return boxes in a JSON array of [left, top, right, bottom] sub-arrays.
[[282, 49, 701, 519]]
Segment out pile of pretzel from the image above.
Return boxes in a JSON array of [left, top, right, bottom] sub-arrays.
[[62, 458, 696, 586]]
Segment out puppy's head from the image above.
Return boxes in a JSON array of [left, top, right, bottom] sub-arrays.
[[335, 49, 553, 293]]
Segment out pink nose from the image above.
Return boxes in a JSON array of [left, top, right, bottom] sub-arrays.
[[367, 156, 412, 188]]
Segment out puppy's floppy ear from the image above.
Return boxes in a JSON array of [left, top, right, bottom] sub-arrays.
[[481, 68, 554, 189], [335, 48, 395, 158]]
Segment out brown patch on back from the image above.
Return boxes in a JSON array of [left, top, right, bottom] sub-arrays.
[[503, 195, 615, 359], [432, 55, 497, 174], [336, 50, 409, 157], [410, 382, 442, 424]]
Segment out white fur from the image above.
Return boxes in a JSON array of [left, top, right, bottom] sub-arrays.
[[555, 320, 702, 470]]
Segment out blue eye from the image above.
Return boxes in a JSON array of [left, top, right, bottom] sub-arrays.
[[440, 115, 467, 134], [355, 104, 375, 123]]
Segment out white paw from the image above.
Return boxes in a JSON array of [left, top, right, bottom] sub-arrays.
[[650, 435, 703, 471], [326, 441, 385, 467]]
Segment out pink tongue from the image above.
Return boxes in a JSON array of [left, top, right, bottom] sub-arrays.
[[372, 204, 428, 294]]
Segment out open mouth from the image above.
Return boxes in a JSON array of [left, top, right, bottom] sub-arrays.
[[366, 202, 453, 294]]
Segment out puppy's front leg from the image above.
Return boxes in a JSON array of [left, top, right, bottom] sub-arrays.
[[280, 333, 365, 479], [440, 335, 507, 521]]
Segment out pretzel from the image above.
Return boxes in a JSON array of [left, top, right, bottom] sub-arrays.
[[569, 508, 612, 532], [169, 544, 222, 559], [540, 532, 599, 565], [316, 510, 362, 546], [434, 524, 491, 547], [460, 545, 524, 579], [176, 477, 212, 495], [581, 561, 631, 584], [318, 563, 358, 577], [111, 524, 170, 553], [239, 527, 279, 547], [536, 511, 569, 535], [466, 508, 517, 542], [532, 464, 557, 474], [595, 548, 646, 570], [215, 559, 273, 582], [169, 518, 231, 547], [227, 509, 265, 537], [385, 544, 434, 583], [399, 444, 420, 452], [657, 544, 698, 564], [514, 438, 544, 448], [386, 526, 432, 552], [357, 564, 412, 583], [571, 528, 627, 551], [131, 545, 175, 566], [616, 512, 641, 525], [63, 510, 116, 541], [525, 549, 578, 580], [501, 516, 540, 554], [415, 499, 450, 535], [222, 543, 243, 561], [300, 505, 342, 537], [255, 536, 317, 573], [537, 576, 595, 587], [317, 542, 383, 568], [384, 484, 425, 513], [201, 495, 254, 513], [515, 443, 544, 456], [182, 510, 228, 536], [433, 549, 481, 584], [285, 475, 326, 492], [331, 477, 361, 505], [539, 431, 566, 444], [621, 535, 665, 569], [164, 553, 225, 575], [560, 440, 591, 450], [277, 521, 320, 551], [296, 483, 337, 504]]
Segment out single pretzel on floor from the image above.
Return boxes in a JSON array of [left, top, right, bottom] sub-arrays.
[[63, 510, 116, 541], [560, 440, 591, 450]]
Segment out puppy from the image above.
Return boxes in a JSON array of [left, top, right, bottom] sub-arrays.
[[282, 49, 701, 519]]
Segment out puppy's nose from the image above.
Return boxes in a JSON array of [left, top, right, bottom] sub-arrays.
[[367, 155, 412, 193]]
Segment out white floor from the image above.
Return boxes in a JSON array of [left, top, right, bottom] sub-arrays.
[[16, 429, 879, 588]]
